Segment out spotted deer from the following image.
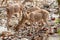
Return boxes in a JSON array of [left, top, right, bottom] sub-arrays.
[[14, 6, 49, 31]]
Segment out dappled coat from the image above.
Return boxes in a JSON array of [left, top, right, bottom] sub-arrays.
[[14, 7, 49, 31]]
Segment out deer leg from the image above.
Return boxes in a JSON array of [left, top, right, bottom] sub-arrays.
[[7, 10, 13, 30]]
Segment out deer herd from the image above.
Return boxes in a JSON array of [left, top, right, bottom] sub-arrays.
[[0, 0, 49, 32]]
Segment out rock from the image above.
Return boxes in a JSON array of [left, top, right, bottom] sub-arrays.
[[21, 38, 29, 40]]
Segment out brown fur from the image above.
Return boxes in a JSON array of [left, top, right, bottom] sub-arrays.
[[6, 0, 23, 30], [25, 7, 49, 25], [5, 0, 49, 31], [30, 9, 49, 24], [14, 7, 49, 31]]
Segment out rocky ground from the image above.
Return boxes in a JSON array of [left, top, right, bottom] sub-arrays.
[[48, 34, 60, 40]]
